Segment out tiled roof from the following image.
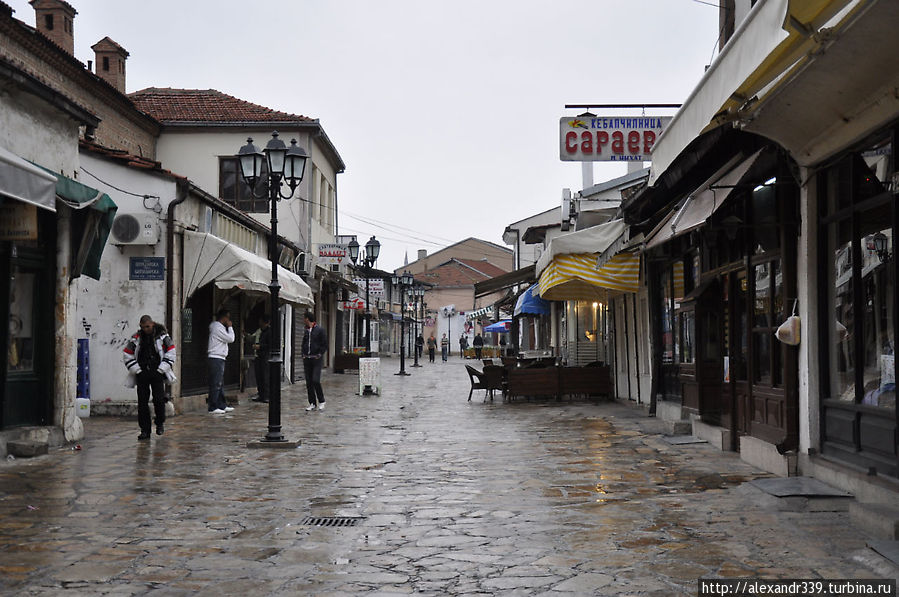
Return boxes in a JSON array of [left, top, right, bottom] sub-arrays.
[[91, 36, 129, 57], [79, 139, 184, 180], [419, 259, 509, 288], [129, 88, 315, 124]]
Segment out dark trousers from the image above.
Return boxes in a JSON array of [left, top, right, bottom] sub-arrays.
[[136, 370, 166, 432], [475, 346, 482, 359], [207, 357, 227, 411], [416, 345, 423, 359], [254, 357, 269, 401], [303, 357, 325, 405], [428, 347, 435, 362]]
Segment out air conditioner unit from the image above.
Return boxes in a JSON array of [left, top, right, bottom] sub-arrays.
[[292, 253, 309, 275], [110, 213, 160, 245]]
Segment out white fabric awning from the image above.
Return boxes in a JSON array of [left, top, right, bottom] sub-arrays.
[[0, 145, 57, 212], [183, 231, 313, 307], [535, 218, 627, 276]]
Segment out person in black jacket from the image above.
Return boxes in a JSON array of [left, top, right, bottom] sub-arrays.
[[123, 315, 176, 440], [473, 333, 484, 360], [251, 315, 271, 403], [302, 311, 328, 412]]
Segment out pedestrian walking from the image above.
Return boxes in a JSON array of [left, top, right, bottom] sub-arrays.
[[415, 333, 424, 361], [427, 333, 437, 363], [459, 334, 468, 358], [302, 311, 327, 411], [251, 315, 270, 403], [440, 333, 449, 362], [473, 333, 484, 360], [123, 315, 176, 440], [207, 308, 235, 414]]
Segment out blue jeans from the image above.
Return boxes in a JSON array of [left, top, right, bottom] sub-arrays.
[[207, 357, 227, 411]]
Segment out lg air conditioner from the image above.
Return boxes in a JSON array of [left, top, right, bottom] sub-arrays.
[[110, 213, 160, 245]]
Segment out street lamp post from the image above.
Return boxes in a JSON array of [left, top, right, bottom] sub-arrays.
[[392, 270, 413, 376], [348, 236, 380, 355], [236, 132, 307, 443], [411, 287, 424, 367]]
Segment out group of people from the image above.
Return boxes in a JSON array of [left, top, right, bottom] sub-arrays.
[[123, 309, 328, 440], [413, 332, 485, 363]]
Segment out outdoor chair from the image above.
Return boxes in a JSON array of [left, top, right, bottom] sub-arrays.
[[466, 365, 489, 402], [482, 364, 505, 401]]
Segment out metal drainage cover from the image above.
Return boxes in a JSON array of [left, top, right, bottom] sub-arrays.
[[300, 516, 363, 528]]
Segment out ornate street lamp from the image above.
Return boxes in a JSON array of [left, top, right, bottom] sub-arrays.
[[236, 132, 307, 444], [348, 236, 380, 354], [392, 270, 414, 376]]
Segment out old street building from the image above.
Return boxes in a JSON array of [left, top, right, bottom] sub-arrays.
[[618, 0, 899, 521]]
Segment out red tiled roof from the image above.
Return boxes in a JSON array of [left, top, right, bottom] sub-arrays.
[[79, 139, 185, 181], [129, 88, 314, 124], [91, 36, 129, 57], [419, 259, 509, 288]]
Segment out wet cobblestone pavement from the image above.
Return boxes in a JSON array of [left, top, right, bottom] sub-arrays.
[[1, 358, 896, 595]]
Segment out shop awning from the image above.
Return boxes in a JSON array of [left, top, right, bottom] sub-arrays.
[[473, 264, 536, 298], [514, 283, 550, 316], [649, 0, 851, 185], [36, 164, 118, 281], [538, 251, 640, 302], [0, 145, 57, 211], [466, 306, 494, 321], [184, 231, 313, 307], [535, 218, 627, 276], [644, 148, 768, 250]]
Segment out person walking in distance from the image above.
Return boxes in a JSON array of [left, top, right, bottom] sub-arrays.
[[440, 333, 449, 362], [415, 333, 424, 361], [123, 315, 176, 440], [251, 315, 271, 403], [426, 333, 437, 363], [207, 308, 235, 414], [473, 333, 484, 360], [459, 334, 468, 359], [302, 311, 327, 412]]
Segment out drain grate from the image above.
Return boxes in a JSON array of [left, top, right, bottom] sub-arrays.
[[300, 516, 363, 527]]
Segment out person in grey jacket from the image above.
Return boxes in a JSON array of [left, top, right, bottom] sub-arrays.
[[207, 308, 235, 414], [123, 315, 176, 440], [302, 311, 328, 411]]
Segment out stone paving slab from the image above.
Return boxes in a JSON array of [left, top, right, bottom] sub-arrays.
[[1, 358, 897, 595]]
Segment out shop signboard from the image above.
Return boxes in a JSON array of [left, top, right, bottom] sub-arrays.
[[0, 202, 38, 240], [318, 243, 347, 266], [353, 278, 385, 296], [560, 115, 671, 162]]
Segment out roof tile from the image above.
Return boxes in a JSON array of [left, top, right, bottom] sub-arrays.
[[129, 87, 314, 124]]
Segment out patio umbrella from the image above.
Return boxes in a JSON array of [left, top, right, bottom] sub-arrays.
[[483, 320, 511, 333], [514, 283, 550, 316]]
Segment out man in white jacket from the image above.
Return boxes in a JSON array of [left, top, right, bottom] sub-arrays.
[[207, 308, 235, 414]]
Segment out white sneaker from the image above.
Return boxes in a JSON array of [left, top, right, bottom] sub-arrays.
[[223, 406, 235, 412], [317, 403, 325, 411], [210, 409, 226, 414], [305, 404, 316, 411]]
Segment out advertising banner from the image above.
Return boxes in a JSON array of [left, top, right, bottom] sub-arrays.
[[560, 115, 671, 162]]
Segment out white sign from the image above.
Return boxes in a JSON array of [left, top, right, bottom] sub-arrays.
[[560, 116, 671, 162], [359, 357, 381, 395], [353, 278, 385, 296], [318, 243, 347, 266]]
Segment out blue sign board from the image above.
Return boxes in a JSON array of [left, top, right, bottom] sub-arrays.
[[129, 257, 165, 280]]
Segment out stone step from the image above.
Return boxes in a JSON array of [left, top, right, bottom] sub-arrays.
[[6, 440, 49, 458], [851, 502, 899, 540]]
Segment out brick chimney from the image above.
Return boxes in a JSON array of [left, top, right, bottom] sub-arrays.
[[91, 36, 129, 93], [417, 249, 427, 261], [30, 0, 76, 55]]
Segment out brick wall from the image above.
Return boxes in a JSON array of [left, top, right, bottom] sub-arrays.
[[0, 13, 159, 159]]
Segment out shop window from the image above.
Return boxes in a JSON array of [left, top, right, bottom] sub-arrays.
[[860, 225, 895, 410], [679, 310, 695, 364], [752, 182, 780, 254], [829, 222, 855, 402], [660, 268, 674, 364]]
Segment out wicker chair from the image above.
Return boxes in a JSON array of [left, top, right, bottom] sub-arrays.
[[482, 365, 505, 401], [465, 365, 489, 402]]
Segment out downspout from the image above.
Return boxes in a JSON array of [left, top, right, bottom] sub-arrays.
[[165, 178, 189, 333]]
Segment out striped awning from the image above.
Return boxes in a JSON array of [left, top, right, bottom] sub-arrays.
[[538, 251, 640, 301]]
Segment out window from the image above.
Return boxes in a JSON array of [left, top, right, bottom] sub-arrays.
[[821, 131, 895, 412], [219, 157, 269, 213], [102, 56, 109, 72], [751, 260, 783, 386], [44, 14, 54, 30]]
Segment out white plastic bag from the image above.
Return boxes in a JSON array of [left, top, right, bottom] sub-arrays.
[[775, 300, 800, 346]]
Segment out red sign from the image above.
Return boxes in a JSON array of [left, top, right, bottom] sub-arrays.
[[560, 116, 671, 162], [341, 298, 365, 310]]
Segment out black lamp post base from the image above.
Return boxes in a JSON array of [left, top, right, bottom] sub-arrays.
[[247, 438, 301, 449], [411, 363, 422, 367], [394, 371, 411, 376]]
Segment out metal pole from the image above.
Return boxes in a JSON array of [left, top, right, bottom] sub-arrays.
[[365, 269, 371, 354], [396, 286, 409, 375], [265, 177, 284, 442], [411, 291, 421, 367]]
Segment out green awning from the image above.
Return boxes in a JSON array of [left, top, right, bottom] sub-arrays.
[[35, 165, 118, 281]]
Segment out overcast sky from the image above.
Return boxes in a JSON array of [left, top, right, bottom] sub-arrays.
[[8, 0, 720, 271]]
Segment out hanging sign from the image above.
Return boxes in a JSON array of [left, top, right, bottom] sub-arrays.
[[318, 243, 347, 266], [560, 116, 671, 162], [353, 278, 385, 296]]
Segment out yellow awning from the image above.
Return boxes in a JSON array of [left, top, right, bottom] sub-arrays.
[[538, 252, 640, 301]]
